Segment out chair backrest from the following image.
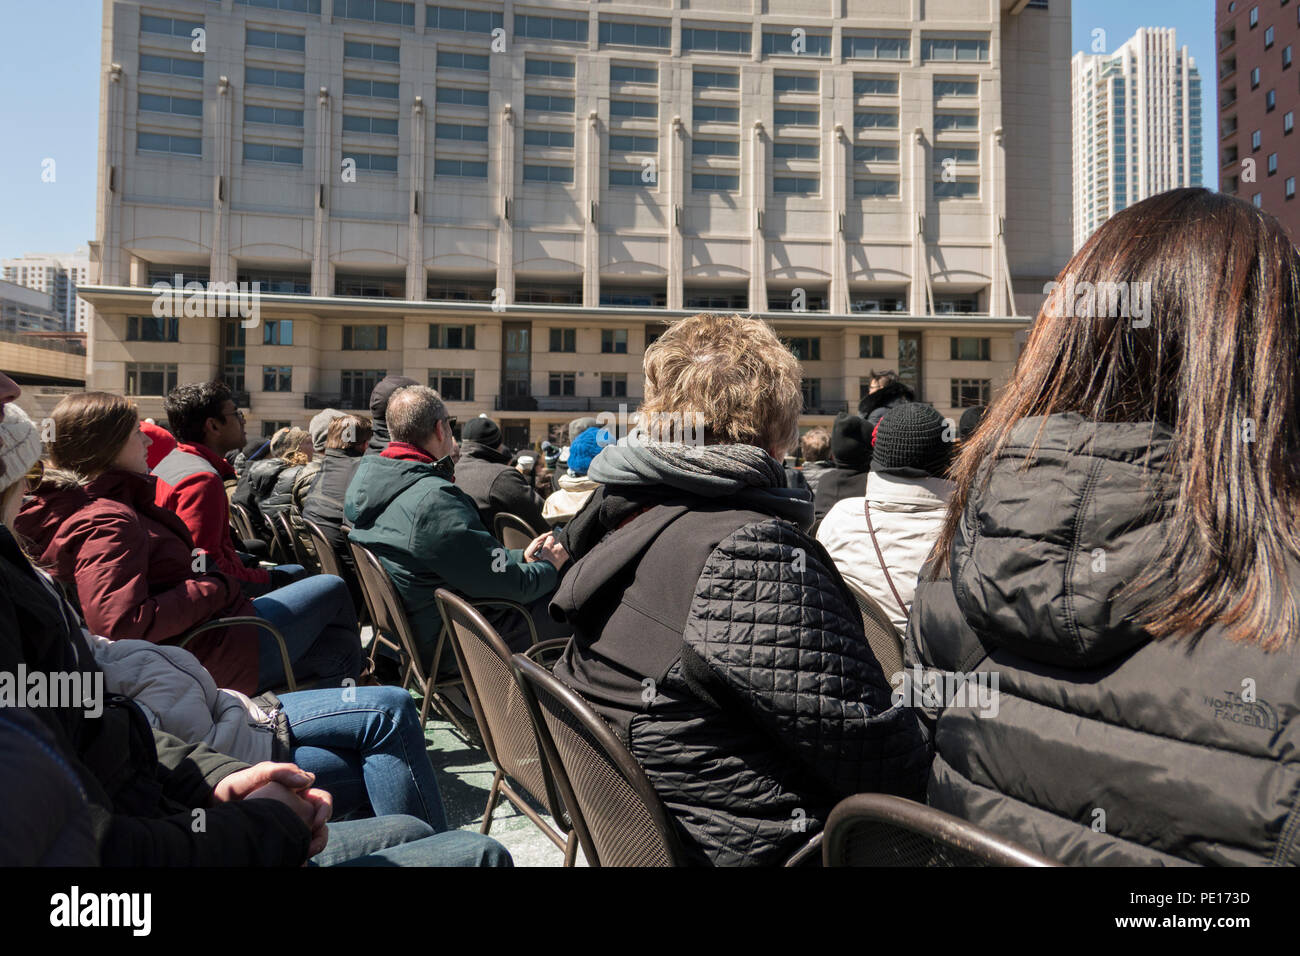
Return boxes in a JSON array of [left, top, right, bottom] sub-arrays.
[[433, 590, 566, 820], [229, 501, 257, 542], [855, 592, 905, 681], [494, 512, 540, 551], [512, 653, 689, 867], [300, 517, 344, 579], [275, 511, 310, 568], [348, 540, 426, 680], [823, 794, 1059, 867]]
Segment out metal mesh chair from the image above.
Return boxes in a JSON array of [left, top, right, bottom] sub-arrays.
[[511, 653, 690, 867], [493, 512, 542, 551], [273, 511, 310, 568], [348, 540, 538, 736], [855, 592, 905, 681], [229, 501, 258, 543], [823, 794, 1059, 867], [54, 578, 299, 694], [434, 590, 578, 864]]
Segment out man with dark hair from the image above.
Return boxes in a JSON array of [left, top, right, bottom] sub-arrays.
[[154, 382, 277, 588], [858, 369, 915, 428], [346, 387, 568, 669]]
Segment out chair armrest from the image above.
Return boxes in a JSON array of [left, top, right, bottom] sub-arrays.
[[523, 638, 569, 667], [176, 616, 297, 693], [783, 831, 823, 867], [470, 599, 539, 647]]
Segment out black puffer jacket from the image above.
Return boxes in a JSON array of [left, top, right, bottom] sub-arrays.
[[552, 442, 930, 866], [0, 528, 311, 866], [261, 462, 306, 522], [231, 458, 291, 538], [906, 413, 1300, 866]]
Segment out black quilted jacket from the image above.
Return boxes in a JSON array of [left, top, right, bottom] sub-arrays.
[[552, 484, 930, 866], [906, 414, 1300, 866]]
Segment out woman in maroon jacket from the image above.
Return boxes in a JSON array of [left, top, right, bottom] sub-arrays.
[[16, 393, 263, 692]]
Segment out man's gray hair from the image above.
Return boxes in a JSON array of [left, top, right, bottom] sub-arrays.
[[386, 385, 447, 446]]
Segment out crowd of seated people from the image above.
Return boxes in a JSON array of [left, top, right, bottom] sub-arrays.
[[2, 187, 1299, 868]]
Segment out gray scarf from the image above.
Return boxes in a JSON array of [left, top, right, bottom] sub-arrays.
[[588, 429, 813, 529]]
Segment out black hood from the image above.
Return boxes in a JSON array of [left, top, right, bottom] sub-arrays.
[[858, 381, 914, 418], [458, 440, 510, 465], [951, 413, 1177, 668]]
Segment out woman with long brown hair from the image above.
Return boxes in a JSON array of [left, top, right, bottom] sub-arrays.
[[906, 188, 1300, 866], [17, 391, 361, 695]]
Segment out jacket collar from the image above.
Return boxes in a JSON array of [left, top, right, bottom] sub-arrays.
[[175, 441, 235, 479], [382, 441, 436, 464], [459, 440, 510, 465]]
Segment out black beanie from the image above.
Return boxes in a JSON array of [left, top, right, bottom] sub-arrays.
[[369, 375, 419, 420], [830, 413, 872, 470], [462, 414, 503, 448], [870, 403, 952, 478], [958, 404, 987, 441]]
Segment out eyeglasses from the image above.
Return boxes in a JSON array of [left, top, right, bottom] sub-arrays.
[[442, 417, 458, 433], [24, 459, 44, 493]]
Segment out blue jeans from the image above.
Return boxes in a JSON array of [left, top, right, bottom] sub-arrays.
[[253, 574, 362, 692], [309, 816, 513, 867], [280, 686, 447, 830]]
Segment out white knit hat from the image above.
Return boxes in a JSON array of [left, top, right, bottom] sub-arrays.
[[0, 403, 43, 492]]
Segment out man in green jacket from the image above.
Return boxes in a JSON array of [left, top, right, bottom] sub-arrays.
[[346, 385, 569, 669]]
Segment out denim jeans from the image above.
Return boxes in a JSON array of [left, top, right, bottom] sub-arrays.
[[309, 816, 513, 867], [279, 686, 447, 830], [253, 574, 362, 691]]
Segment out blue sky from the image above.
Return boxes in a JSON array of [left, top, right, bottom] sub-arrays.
[[0, 0, 1217, 261], [1071, 0, 1218, 190]]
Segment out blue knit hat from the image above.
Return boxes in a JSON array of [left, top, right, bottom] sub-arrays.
[[566, 426, 607, 476]]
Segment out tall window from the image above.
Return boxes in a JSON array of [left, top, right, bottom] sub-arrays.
[[342, 325, 388, 350], [950, 337, 991, 360], [126, 316, 179, 342], [125, 363, 178, 396], [429, 324, 476, 349], [263, 365, 293, 392], [600, 372, 628, 397], [263, 320, 294, 345], [951, 379, 991, 407], [784, 337, 821, 361], [430, 369, 475, 401], [601, 329, 628, 354], [859, 334, 885, 359], [341, 369, 387, 408], [549, 371, 576, 396], [549, 328, 576, 352]]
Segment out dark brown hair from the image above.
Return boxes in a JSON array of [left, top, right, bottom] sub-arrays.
[[49, 392, 139, 477], [935, 188, 1300, 650]]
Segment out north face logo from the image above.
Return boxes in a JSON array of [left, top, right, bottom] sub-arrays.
[[1205, 690, 1279, 731]]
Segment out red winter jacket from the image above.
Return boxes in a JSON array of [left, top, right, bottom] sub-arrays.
[[15, 467, 260, 694], [153, 441, 270, 586]]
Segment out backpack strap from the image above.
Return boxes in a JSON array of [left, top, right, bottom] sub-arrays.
[[865, 500, 910, 621]]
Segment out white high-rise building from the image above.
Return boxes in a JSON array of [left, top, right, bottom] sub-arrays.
[[1, 248, 93, 332], [81, 0, 1072, 441], [1071, 27, 1202, 251]]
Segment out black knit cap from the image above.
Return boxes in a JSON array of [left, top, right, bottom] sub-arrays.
[[462, 415, 503, 448], [830, 412, 872, 470], [958, 404, 987, 441], [870, 403, 953, 478]]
